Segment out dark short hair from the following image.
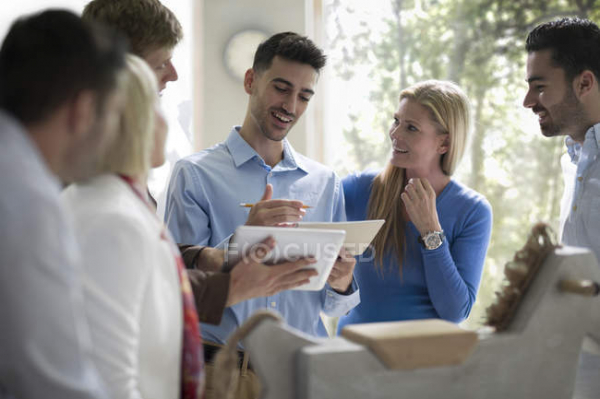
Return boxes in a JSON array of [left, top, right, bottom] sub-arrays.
[[0, 9, 127, 125], [82, 0, 183, 57], [526, 17, 600, 82], [252, 32, 326, 74]]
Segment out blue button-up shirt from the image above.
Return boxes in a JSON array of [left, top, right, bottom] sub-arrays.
[[562, 123, 600, 263], [165, 127, 359, 343]]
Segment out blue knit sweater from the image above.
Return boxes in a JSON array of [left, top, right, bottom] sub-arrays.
[[338, 169, 492, 331]]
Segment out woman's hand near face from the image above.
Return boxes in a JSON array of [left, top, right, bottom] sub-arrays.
[[400, 178, 442, 236]]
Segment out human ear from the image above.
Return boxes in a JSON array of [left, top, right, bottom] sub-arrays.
[[243, 68, 255, 95], [438, 134, 450, 154], [574, 70, 596, 99], [67, 90, 97, 140]]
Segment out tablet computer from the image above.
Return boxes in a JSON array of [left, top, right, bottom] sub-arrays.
[[227, 225, 346, 291], [297, 220, 385, 256]]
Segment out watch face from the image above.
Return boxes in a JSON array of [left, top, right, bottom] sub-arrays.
[[425, 233, 442, 249], [223, 29, 269, 82]]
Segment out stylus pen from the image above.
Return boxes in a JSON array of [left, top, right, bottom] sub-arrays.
[[239, 203, 312, 209]]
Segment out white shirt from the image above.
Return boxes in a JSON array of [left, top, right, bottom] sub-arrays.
[[62, 174, 183, 399], [561, 123, 600, 264], [0, 111, 107, 399]]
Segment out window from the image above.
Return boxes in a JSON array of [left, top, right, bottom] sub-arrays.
[[320, 0, 600, 327]]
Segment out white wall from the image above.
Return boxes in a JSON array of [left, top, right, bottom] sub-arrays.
[[197, 0, 318, 157]]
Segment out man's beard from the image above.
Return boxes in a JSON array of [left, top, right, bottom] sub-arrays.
[[249, 100, 293, 142], [537, 87, 587, 139]]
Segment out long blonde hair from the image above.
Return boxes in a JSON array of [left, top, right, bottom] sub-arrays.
[[97, 54, 158, 176], [367, 80, 471, 272]]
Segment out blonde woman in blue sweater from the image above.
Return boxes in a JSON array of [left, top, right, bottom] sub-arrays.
[[338, 80, 492, 330]]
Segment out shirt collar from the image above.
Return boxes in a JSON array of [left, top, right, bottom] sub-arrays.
[[588, 122, 600, 149], [225, 126, 308, 173], [565, 122, 600, 164], [225, 127, 258, 168], [565, 136, 581, 163], [281, 139, 307, 172]]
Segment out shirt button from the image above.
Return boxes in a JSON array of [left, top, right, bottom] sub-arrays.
[[577, 176, 583, 181], [270, 301, 276, 307], [573, 205, 577, 211]]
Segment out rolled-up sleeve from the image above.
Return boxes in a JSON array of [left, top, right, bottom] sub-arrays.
[[322, 279, 360, 317]]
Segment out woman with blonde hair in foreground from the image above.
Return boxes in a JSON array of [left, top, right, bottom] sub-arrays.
[[338, 80, 492, 330], [62, 54, 203, 399]]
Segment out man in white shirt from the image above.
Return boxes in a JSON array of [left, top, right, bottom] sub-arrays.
[[523, 17, 600, 399], [0, 10, 127, 399]]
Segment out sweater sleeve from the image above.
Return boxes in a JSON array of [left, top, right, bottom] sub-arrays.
[[178, 244, 206, 270], [186, 270, 230, 325], [178, 244, 229, 325], [420, 198, 493, 323], [342, 172, 360, 220], [342, 169, 379, 221]]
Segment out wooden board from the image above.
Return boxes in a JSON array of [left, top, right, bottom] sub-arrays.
[[341, 319, 478, 370]]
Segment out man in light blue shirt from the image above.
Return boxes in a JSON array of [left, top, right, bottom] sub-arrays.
[[562, 130, 600, 260], [523, 18, 600, 260], [165, 33, 359, 348], [523, 17, 600, 399]]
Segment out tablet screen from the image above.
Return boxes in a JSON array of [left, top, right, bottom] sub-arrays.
[[227, 225, 346, 291]]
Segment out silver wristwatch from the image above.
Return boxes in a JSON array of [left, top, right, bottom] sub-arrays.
[[419, 230, 445, 250]]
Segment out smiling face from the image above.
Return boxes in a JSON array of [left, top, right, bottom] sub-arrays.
[[523, 49, 587, 140], [389, 98, 448, 174], [144, 46, 178, 94], [245, 56, 318, 142]]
